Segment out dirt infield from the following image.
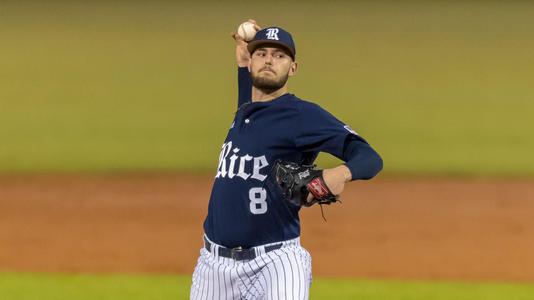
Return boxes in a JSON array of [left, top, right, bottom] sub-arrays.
[[1, 175, 533, 282]]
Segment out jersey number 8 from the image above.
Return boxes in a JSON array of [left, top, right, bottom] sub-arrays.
[[249, 187, 267, 214]]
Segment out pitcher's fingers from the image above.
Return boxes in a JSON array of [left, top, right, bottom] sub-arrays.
[[247, 19, 261, 31], [231, 32, 243, 41]]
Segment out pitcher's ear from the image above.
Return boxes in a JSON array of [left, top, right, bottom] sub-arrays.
[[289, 61, 298, 76]]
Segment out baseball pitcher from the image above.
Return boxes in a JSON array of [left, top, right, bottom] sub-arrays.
[[190, 20, 383, 300]]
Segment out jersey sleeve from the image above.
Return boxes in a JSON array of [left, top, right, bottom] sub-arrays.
[[342, 137, 383, 180], [237, 67, 252, 108], [295, 102, 368, 160]]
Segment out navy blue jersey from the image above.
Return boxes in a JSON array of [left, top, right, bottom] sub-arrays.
[[203, 68, 381, 248]]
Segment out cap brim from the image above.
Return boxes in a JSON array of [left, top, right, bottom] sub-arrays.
[[247, 40, 295, 59]]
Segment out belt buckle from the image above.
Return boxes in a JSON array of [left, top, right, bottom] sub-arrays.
[[230, 247, 243, 260]]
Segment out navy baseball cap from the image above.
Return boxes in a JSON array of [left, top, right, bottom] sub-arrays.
[[247, 27, 296, 59]]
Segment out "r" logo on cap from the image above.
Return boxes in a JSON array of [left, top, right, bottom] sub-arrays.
[[266, 28, 280, 40]]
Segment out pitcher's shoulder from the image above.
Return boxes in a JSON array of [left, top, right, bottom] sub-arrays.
[[286, 94, 323, 110], [289, 96, 333, 118]]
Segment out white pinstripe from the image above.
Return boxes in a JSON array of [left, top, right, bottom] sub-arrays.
[[190, 237, 312, 300]]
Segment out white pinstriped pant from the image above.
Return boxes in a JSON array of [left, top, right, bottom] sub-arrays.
[[190, 236, 312, 300]]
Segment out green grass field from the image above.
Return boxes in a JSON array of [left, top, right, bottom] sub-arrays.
[[1, 272, 534, 300], [1, 1, 534, 175]]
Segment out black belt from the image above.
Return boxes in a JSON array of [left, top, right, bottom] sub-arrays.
[[204, 237, 282, 261]]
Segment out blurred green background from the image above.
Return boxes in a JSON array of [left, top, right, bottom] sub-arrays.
[[1, 1, 533, 176]]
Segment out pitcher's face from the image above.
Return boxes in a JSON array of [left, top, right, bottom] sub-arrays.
[[249, 46, 297, 91]]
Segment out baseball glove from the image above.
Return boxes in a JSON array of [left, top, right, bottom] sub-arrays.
[[273, 160, 339, 207]]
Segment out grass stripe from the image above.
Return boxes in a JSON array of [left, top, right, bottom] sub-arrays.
[[1, 272, 534, 300]]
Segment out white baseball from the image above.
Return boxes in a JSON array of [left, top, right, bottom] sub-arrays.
[[237, 21, 257, 42]]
